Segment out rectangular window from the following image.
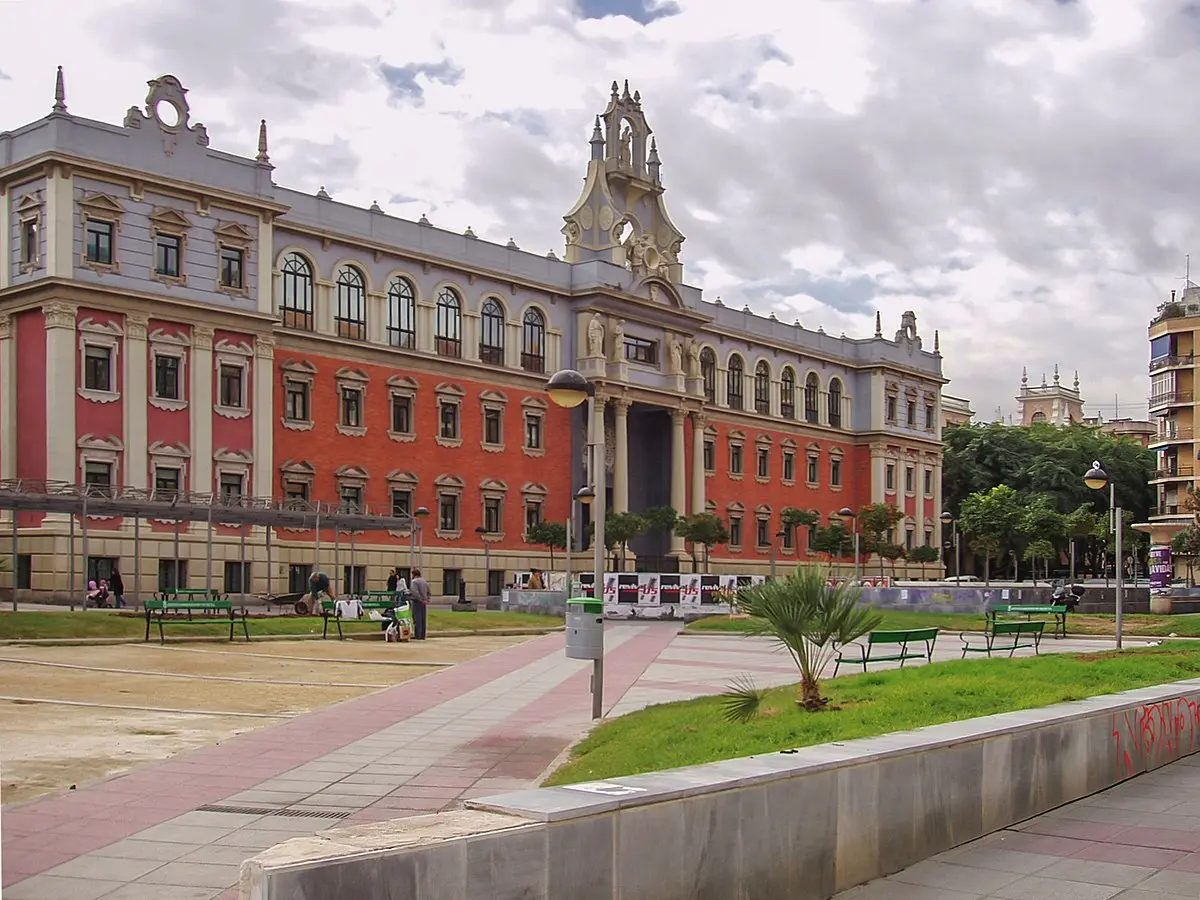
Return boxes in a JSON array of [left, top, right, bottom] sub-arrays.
[[907, 401, 917, 427], [21, 219, 38, 264], [340, 387, 363, 428], [15, 554, 32, 590], [807, 456, 819, 485], [886, 396, 897, 423], [623, 337, 658, 365], [783, 451, 795, 483], [83, 344, 112, 392], [153, 354, 181, 400], [83, 460, 113, 497], [905, 530, 914, 551], [224, 561, 251, 594], [885, 464, 896, 491], [390, 488, 412, 518], [524, 501, 543, 534], [85, 219, 113, 264], [343, 565, 367, 596], [729, 517, 743, 548], [284, 379, 310, 422], [524, 413, 543, 450], [340, 484, 362, 511], [219, 472, 244, 500], [484, 408, 503, 445], [831, 457, 842, 487], [484, 497, 503, 533], [154, 466, 181, 500], [439, 493, 459, 532], [155, 233, 182, 277], [781, 527, 793, 550], [924, 469, 933, 495], [288, 564, 311, 594], [442, 568, 463, 598], [219, 246, 244, 289], [703, 440, 715, 473], [926, 404, 935, 429], [439, 402, 459, 440], [284, 479, 310, 504], [905, 466, 915, 493], [158, 559, 188, 591], [729, 444, 743, 475], [756, 448, 769, 479], [391, 395, 412, 434], [756, 519, 770, 548], [219, 364, 244, 408]]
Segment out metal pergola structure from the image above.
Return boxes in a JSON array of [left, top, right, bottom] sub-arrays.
[[0, 479, 421, 611]]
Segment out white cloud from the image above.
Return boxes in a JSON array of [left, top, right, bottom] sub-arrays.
[[0, 0, 1190, 422]]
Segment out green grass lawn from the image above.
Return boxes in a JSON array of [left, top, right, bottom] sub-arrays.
[[547, 643, 1200, 786], [685, 610, 1200, 638], [0, 609, 563, 641]]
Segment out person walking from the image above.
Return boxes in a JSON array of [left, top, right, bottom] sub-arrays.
[[110, 566, 126, 609], [409, 568, 431, 640]]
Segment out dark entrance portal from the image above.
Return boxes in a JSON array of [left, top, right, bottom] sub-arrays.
[[627, 404, 677, 572]]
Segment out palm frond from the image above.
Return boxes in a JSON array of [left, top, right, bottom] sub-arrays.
[[720, 675, 766, 724]]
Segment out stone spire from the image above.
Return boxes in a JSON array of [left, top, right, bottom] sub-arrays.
[[590, 116, 605, 161], [933, 330, 940, 354], [1074, 370, 1080, 390], [1053, 363, 1060, 384], [1021, 366, 1028, 386], [52, 66, 67, 114], [874, 311, 882, 338], [255, 119, 270, 163], [647, 137, 661, 183]]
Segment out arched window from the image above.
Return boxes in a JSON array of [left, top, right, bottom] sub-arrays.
[[521, 308, 546, 374], [754, 361, 771, 414], [828, 378, 843, 428], [1031, 411, 1047, 424], [479, 298, 505, 366], [435, 287, 462, 358], [700, 348, 717, 403], [780, 367, 796, 419], [387, 276, 416, 349], [727, 355, 745, 410], [280, 252, 313, 330], [804, 373, 820, 424], [334, 265, 366, 340]]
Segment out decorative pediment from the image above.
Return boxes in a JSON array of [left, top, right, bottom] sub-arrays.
[[755, 504, 772, 516], [15, 192, 43, 215], [806, 442, 822, 453], [780, 437, 798, 449], [885, 381, 901, 395], [480, 478, 508, 492], [829, 446, 845, 458], [388, 374, 419, 390], [214, 338, 253, 357], [521, 482, 548, 497], [386, 469, 419, 485], [704, 424, 718, 437], [480, 390, 509, 405], [336, 465, 370, 481], [705, 500, 718, 513], [435, 382, 465, 398], [435, 474, 466, 489], [148, 327, 190, 347], [634, 276, 684, 309], [521, 395, 548, 410], [78, 317, 123, 337], [149, 207, 193, 232], [755, 433, 773, 447], [727, 501, 746, 514], [923, 390, 937, 402], [280, 459, 316, 476], [728, 430, 746, 441], [280, 358, 317, 375], [78, 433, 124, 452], [335, 367, 369, 384], [148, 440, 191, 458], [905, 385, 919, 400], [79, 192, 126, 218], [213, 448, 253, 465], [214, 220, 253, 245]]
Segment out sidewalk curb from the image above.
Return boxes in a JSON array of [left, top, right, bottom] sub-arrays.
[[0, 626, 564, 647]]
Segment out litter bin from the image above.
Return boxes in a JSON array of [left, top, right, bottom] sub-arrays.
[[565, 597, 604, 660]]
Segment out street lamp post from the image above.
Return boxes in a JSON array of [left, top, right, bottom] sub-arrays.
[[838, 507, 860, 581], [940, 511, 960, 580], [1084, 461, 1123, 650], [546, 369, 605, 720], [414, 506, 430, 572]]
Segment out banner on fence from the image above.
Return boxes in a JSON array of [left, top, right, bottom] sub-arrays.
[[827, 576, 892, 588], [1149, 545, 1173, 591]]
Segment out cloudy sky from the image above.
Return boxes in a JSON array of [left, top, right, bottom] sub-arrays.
[[0, 0, 1190, 422]]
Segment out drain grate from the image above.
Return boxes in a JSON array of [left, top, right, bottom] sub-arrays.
[[197, 803, 352, 820]]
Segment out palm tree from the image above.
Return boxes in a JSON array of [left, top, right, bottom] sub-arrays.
[[734, 567, 882, 711]]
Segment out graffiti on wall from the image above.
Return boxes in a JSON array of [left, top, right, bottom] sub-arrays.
[[1113, 697, 1200, 778]]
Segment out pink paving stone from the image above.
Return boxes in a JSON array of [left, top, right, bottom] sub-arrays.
[[1022, 818, 1128, 841], [1072, 841, 1188, 868], [1169, 852, 1200, 873], [1109, 826, 1200, 852], [993, 831, 1098, 857], [390, 786, 465, 800]]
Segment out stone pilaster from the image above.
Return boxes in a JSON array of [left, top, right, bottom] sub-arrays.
[[670, 407, 687, 555], [691, 412, 706, 516], [0, 313, 13, 484], [124, 314, 149, 489], [253, 335, 275, 499], [44, 301, 77, 484], [612, 398, 630, 514], [191, 325, 214, 493], [256, 214, 274, 315], [44, 165, 73, 278]]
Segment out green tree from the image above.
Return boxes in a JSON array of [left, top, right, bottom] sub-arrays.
[[525, 521, 567, 570], [908, 544, 941, 578], [959, 484, 1024, 585], [605, 512, 647, 570], [676, 513, 729, 572], [1173, 527, 1200, 586], [810, 517, 852, 561], [780, 507, 819, 554], [730, 568, 882, 711], [1019, 495, 1065, 583], [857, 503, 904, 577], [640, 506, 679, 547], [1063, 504, 1099, 580]]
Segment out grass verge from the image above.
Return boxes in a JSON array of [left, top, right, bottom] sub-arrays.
[[546, 643, 1200, 786], [0, 609, 563, 641], [685, 610, 1200, 638]]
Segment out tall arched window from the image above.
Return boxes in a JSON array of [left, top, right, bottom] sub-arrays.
[[334, 265, 366, 340], [804, 373, 820, 424], [280, 252, 313, 330], [780, 367, 796, 419], [727, 355, 745, 410], [435, 287, 462, 358], [828, 378, 843, 428], [521, 308, 546, 373], [387, 276, 416, 349], [479, 298, 505, 365], [700, 348, 717, 403], [754, 361, 771, 414]]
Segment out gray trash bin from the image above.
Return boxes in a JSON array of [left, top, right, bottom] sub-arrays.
[[565, 597, 604, 660]]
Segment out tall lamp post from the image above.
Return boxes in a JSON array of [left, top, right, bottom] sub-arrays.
[[940, 511, 960, 581], [838, 507, 860, 581], [1084, 461, 1123, 650], [414, 506, 430, 572], [546, 369, 605, 720]]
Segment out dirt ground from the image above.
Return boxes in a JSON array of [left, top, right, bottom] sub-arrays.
[[0, 634, 532, 805]]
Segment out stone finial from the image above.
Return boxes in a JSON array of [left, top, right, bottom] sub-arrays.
[[633, 89, 641, 105], [464, 226, 477, 239], [418, 214, 432, 226], [590, 116, 604, 143], [1074, 369, 1080, 390], [874, 311, 882, 338], [769, 311, 777, 321], [546, 249, 558, 259], [52, 66, 67, 114], [316, 186, 331, 199], [647, 137, 661, 182], [794, 318, 802, 327], [255, 119, 270, 162], [1041, 372, 1047, 386], [1022, 366, 1028, 385], [369, 200, 383, 213], [742, 304, 751, 313], [933, 330, 940, 354], [817, 326, 825, 334], [622, 79, 631, 100], [611, 80, 620, 96], [506, 237, 519, 250], [1053, 363, 1060, 384]]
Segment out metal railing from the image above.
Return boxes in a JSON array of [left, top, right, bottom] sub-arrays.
[[1154, 504, 1185, 517], [1150, 354, 1197, 372], [1154, 465, 1195, 479], [1149, 390, 1195, 408], [1151, 427, 1194, 443]]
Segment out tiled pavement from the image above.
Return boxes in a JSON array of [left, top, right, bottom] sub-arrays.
[[0, 625, 1154, 899]]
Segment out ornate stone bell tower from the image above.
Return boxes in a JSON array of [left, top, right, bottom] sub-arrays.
[[561, 81, 687, 284]]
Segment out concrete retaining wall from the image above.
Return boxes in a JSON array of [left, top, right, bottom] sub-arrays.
[[865, 585, 1150, 615], [240, 678, 1200, 900]]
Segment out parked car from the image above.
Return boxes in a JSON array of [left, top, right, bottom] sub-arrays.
[[944, 575, 980, 583]]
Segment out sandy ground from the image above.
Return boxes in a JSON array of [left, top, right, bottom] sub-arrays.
[[0, 635, 533, 805]]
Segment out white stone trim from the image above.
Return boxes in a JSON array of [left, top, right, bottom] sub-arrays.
[[281, 357, 316, 432], [148, 330, 189, 411], [214, 339, 252, 419], [77, 322, 121, 403]]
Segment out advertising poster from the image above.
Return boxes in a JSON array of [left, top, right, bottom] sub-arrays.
[[617, 573, 639, 605], [1150, 545, 1174, 590], [637, 573, 661, 605], [699, 574, 721, 605], [658, 574, 681, 605], [603, 575, 619, 603], [578, 572, 595, 598]]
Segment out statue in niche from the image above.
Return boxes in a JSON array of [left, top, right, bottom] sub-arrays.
[[586, 313, 606, 358], [618, 125, 633, 165], [668, 335, 683, 374], [623, 231, 659, 273], [686, 340, 701, 377], [611, 319, 626, 359]]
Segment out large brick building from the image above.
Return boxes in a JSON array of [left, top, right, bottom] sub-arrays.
[[0, 72, 946, 599]]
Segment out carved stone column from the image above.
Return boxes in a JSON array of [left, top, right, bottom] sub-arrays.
[[691, 411, 706, 517], [44, 301, 77, 485], [670, 408, 687, 556], [124, 314, 149, 489], [613, 398, 630, 514], [191, 325, 214, 493], [253, 335, 275, 500]]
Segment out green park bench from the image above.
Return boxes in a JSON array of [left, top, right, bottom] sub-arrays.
[[143, 597, 249, 644], [832, 627, 939, 676], [988, 604, 1068, 639], [321, 591, 413, 640], [960, 620, 1045, 658]]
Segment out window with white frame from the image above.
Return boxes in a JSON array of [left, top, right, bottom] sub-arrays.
[[149, 208, 192, 284], [281, 359, 316, 430], [387, 471, 419, 520], [521, 396, 547, 457], [388, 376, 417, 442], [336, 466, 369, 513], [435, 287, 463, 358], [924, 468, 933, 495], [728, 511, 743, 548], [481, 392, 507, 450], [756, 445, 770, 481], [220, 246, 245, 290], [154, 466, 181, 500], [481, 481, 507, 535], [153, 352, 182, 401], [524, 500, 543, 534], [524, 412, 542, 451], [831, 454, 843, 488], [704, 437, 716, 473], [387, 276, 417, 349], [729, 432, 744, 477], [340, 483, 363, 512], [20, 217, 40, 267], [436, 384, 464, 447], [438, 490, 461, 535], [905, 465, 915, 493], [218, 363, 244, 409], [782, 449, 796, 483], [334, 265, 367, 341], [85, 219, 115, 266], [479, 298, 506, 366], [280, 460, 315, 506], [806, 452, 819, 486], [83, 460, 114, 497], [84, 344, 113, 392], [341, 386, 363, 428], [756, 516, 771, 548], [280, 253, 314, 331], [219, 471, 245, 501], [885, 463, 896, 491], [336, 369, 368, 435]]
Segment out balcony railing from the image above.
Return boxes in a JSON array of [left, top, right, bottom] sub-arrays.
[[1150, 354, 1197, 373], [1154, 465, 1195, 479], [1154, 504, 1185, 517], [1151, 427, 1195, 444], [1149, 390, 1195, 409]]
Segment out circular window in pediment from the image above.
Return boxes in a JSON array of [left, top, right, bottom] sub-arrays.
[[155, 99, 182, 128]]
